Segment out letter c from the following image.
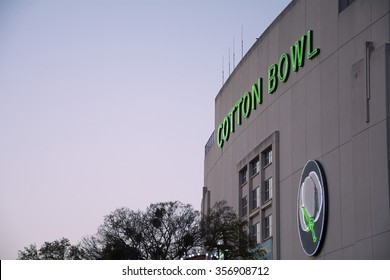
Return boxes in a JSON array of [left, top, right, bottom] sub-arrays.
[[217, 123, 224, 148]]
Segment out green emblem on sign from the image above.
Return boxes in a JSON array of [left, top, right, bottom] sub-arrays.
[[297, 160, 327, 256], [300, 206, 317, 243]]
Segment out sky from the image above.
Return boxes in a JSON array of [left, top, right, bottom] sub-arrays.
[[0, 0, 291, 259]]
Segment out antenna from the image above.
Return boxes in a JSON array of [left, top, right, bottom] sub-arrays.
[[233, 37, 235, 69], [241, 25, 244, 59], [228, 47, 231, 76], [222, 55, 224, 85]]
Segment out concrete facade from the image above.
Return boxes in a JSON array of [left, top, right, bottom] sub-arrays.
[[202, 0, 390, 259]]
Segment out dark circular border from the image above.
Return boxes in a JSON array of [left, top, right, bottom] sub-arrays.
[[297, 160, 327, 256]]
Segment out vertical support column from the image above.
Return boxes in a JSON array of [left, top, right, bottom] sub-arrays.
[[366, 41, 372, 123], [272, 131, 280, 260]]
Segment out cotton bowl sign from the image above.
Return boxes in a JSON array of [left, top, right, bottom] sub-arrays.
[[297, 160, 327, 256]]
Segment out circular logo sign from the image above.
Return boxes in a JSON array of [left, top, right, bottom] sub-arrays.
[[297, 160, 327, 256]]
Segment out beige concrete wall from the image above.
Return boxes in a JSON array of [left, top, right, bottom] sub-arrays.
[[204, 0, 390, 259]]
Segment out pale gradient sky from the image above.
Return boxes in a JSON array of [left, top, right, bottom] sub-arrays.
[[0, 0, 291, 259]]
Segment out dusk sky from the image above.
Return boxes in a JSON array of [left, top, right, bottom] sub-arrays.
[[0, 0, 291, 259]]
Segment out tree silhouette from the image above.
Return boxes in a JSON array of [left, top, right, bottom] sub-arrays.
[[79, 201, 200, 260], [18, 238, 81, 260], [200, 201, 257, 260], [17, 200, 266, 260]]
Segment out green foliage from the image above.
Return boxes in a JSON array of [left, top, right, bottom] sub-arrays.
[[200, 201, 256, 260], [79, 201, 200, 260], [18, 200, 262, 260], [142, 202, 200, 260], [17, 244, 39, 260], [17, 238, 81, 260]]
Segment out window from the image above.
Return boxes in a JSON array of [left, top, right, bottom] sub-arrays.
[[252, 187, 260, 210], [263, 177, 273, 202], [264, 214, 272, 239], [251, 157, 260, 176], [264, 148, 272, 166], [241, 196, 248, 217], [339, 0, 355, 13], [240, 167, 247, 185], [252, 222, 261, 244]]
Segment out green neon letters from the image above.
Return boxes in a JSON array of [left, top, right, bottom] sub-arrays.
[[217, 78, 263, 148], [267, 30, 319, 93], [217, 30, 319, 148], [307, 30, 319, 59], [278, 53, 290, 82], [268, 64, 277, 94], [242, 92, 251, 118], [290, 35, 306, 71]]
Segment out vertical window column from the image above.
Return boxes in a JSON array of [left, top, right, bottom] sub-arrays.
[[264, 148, 272, 166], [263, 177, 273, 202], [264, 214, 272, 239], [240, 167, 247, 185], [241, 195, 248, 217], [239, 166, 248, 218], [252, 186, 260, 210], [252, 222, 261, 244]]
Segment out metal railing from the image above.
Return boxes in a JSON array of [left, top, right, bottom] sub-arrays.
[[204, 131, 215, 156]]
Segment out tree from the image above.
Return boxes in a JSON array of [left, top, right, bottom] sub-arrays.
[[17, 244, 40, 260], [85, 207, 145, 260], [17, 238, 82, 260], [142, 201, 200, 259], [79, 201, 200, 260], [100, 238, 143, 260], [77, 235, 103, 260], [18, 202, 200, 260], [200, 201, 257, 260]]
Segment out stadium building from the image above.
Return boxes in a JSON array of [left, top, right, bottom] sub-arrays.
[[202, 0, 390, 259]]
